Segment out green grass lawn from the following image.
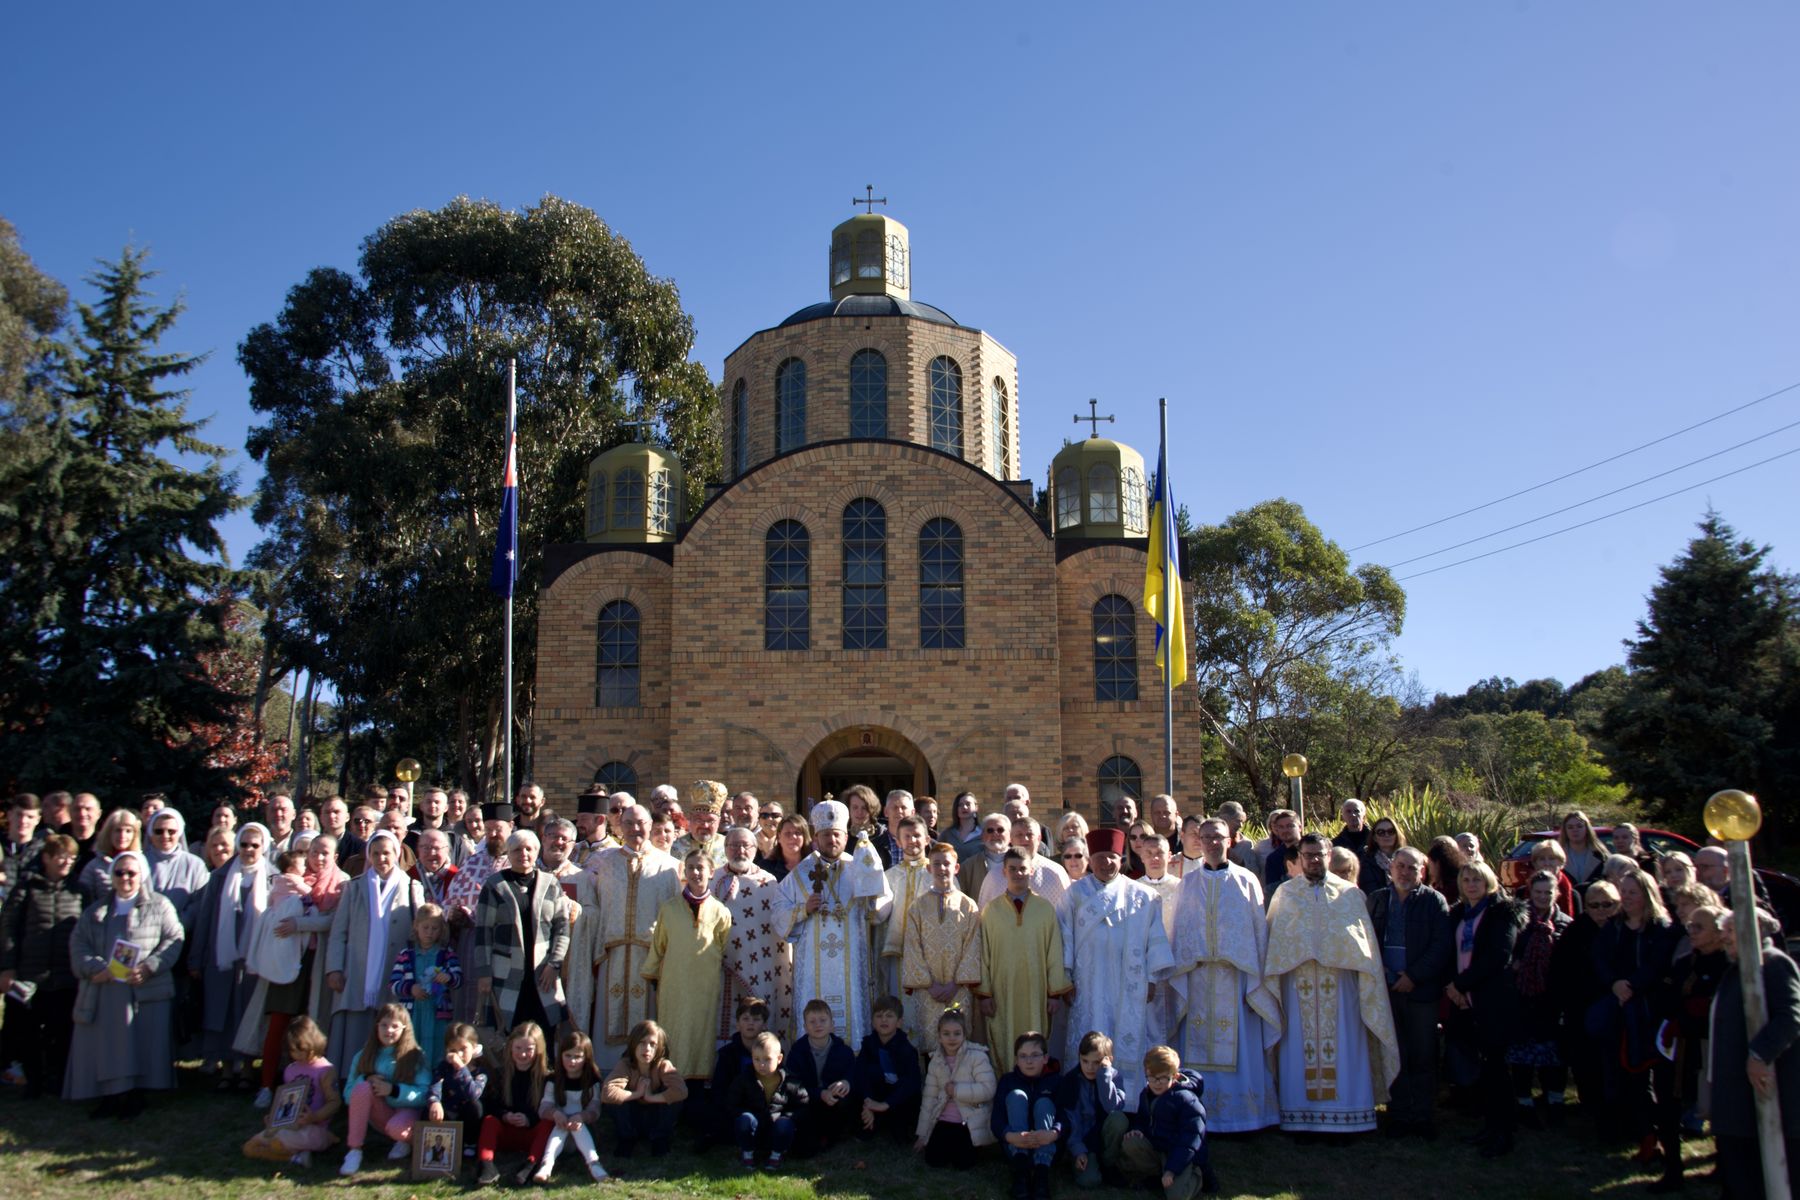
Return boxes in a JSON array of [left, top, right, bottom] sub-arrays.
[[0, 1073, 1716, 1200]]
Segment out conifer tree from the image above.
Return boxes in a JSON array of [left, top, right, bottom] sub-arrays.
[[1603, 512, 1800, 836], [0, 244, 245, 798]]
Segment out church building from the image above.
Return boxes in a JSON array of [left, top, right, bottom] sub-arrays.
[[531, 208, 1200, 817]]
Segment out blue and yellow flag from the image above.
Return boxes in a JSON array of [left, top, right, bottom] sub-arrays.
[[1142, 437, 1187, 688]]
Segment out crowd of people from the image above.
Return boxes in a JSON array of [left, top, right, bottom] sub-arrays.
[[0, 780, 1795, 1198]]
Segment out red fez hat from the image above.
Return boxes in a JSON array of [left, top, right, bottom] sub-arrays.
[[1086, 828, 1127, 857]]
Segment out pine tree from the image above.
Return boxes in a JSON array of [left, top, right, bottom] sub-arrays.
[[0, 245, 245, 800], [1603, 512, 1800, 836]]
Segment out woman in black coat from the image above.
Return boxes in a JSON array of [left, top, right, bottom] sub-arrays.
[[1506, 870, 1572, 1127], [1593, 866, 1681, 1182], [0, 834, 84, 1097], [1445, 860, 1525, 1158]]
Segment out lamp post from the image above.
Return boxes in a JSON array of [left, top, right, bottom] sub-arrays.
[[395, 757, 423, 812], [1282, 754, 1308, 830], [1705, 787, 1790, 1200]]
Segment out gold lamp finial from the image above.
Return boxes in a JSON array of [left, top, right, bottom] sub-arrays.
[[394, 758, 423, 784], [1281, 753, 1309, 779], [1703, 788, 1761, 842]]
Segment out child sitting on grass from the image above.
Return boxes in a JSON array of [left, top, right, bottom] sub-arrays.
[[1119, 1045, 1215, 1198], [914, 1006, 996, 1169], [601, 1019, 687, 1158], [475, 1022, 552, 1186], [424, 1022, 486, 1158], [785, 998, 858, 1156], [992, 1031, 1063, 1200], [338, 1003, 432, 1177], [532, 1028, 611, 1183], [727, 1030, 810, 1170], [242, 1016, 341, 1168], [707, 994, 769, 1144], [855, 993, 922, 1140], [1055, 1031, 1126, 1189]]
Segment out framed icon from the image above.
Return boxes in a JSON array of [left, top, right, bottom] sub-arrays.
[[268, 1079, 309, 1128], [412, 1121, 462, 1179]]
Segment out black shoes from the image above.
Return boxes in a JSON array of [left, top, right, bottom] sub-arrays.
[[1010, 1157, 1032, 1200]]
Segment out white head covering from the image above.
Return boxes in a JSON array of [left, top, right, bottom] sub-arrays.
[[109, 849, 151, 914], [211, 823, 272, 970], [144, 809, 187, 865], [360, 830, 406, 1007], [811, 799, 849, 833]]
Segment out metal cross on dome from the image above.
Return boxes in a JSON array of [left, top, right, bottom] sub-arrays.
[[1074, 398, 1115, 438], [853, 185, 887, 214]]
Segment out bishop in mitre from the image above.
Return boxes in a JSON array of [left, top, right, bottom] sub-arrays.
[[775, 798, 890, 1046], [1168, 817, 1280, 1131], [1263, 833, 1400, 1134]]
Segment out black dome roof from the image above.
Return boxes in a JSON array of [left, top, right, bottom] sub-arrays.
[[777, 294, 963, 329]]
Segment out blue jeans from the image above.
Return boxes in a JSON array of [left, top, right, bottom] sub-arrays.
[[735, 1111, 797, 1158], [1003, 1090, 1059, 1166]]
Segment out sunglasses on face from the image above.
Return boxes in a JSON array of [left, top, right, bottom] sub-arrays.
[[760, 812, 780, 821], [1588, 900, 1619, 910], [112, 869, 139, 878]]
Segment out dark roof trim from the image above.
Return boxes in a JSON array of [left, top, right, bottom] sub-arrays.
[[540, 541, 674, 590], [724, 296, 974, 361]]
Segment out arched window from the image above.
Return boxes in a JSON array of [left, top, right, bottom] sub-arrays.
[[1121, 466, 1146, 534], [765, 520, 809, 651], [1055, 465, 1081, 530], [648, 469, 673, 535], [927, 356, 963, 456], [595, 600, 640, 707], [855, 228, 882, 279], [842, 499, 887, 650], [776, 359, 806, 454], [830, 234, 852, 288], [849, 350, 887, 439], [1088, 463, 1120, 523], [611, 468, 644, 530], [990, 377, 1010, 477], [731, 379, 748, 475], [585, 472, 607, 537], [919, 518, 964, 649], [886, 234, 908, 289], [1098, 756, 1144, 810], [593, 761, 638, 795], [1093, 595, 1138, 701]]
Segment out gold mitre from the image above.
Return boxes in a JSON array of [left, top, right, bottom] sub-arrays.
[[686, 779, 727, 814]]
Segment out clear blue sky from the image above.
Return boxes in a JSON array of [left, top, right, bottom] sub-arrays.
[[6, 3, 1796, 697]]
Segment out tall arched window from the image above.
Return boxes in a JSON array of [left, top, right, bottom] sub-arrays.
[[765, 520, 809, 651], [990, 377, 1010, 477], [1093, 595, 1138, 701], [849, 350, 887, 439], [594, 761, 638, 795], [919, 518, 964, 649], [1098, 756, 1144, 810], [585, 472, 607, 537], [648, 469, 673, 535], [928, 356, 963, 456], [1122, 466, 1147, 534], [1055, 465, 1081, 530], [776, 358, 806, 454], [595, 600, 640, 707], [611, 468, 644, 530], [731, 379, 748, 475], [1088, 463, 1120, 523], [842, 499, 887, 650], [855, 228, 883, 278]]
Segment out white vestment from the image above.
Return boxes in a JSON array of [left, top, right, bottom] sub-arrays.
[[708, 863, 793, 1042], [976, 854, 1070, 910], [1140, 873, 1182, 1041], [568, 844, 679, 1055], [776, 845, 890, 1046], [873, 857, 930, 1035], [1168, 862, 1280, 1131], [1060, 874, 1175, 1110], [1263, 875, 1400, 1133]]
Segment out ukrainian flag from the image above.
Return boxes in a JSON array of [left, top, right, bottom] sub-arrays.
[[1142, 435, 1187, 688]]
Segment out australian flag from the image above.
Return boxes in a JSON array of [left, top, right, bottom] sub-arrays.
[[489, 389, 518, 598]]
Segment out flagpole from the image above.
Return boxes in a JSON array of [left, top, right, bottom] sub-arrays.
[[1159, 397, 1174, 796], [502, 358, 516, 804]]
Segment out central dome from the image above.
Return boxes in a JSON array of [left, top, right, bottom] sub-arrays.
[[778, 294, 963, 329]]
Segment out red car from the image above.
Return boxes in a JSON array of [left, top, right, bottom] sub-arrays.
[[1502, 825, 1800, 929]]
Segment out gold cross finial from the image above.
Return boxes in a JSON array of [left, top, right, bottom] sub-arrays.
[[853, 185, 887, 214], [1074, 399, 1116, 438]]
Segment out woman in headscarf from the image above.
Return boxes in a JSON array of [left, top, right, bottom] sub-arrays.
[[143, 809, 210, 929], [323, 829, 424, 1072], [189, 822, 276, 1087], [77, 808, 143, 903], [62, 849, 185, 1118]]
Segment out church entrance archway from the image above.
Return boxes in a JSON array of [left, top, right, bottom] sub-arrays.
[[797, 726, 934, 815]]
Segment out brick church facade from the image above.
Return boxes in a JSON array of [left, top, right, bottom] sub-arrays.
[[531, 209, 1199, 818]]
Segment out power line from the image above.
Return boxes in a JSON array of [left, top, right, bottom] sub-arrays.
[[1349, 377, 1800, 552], [1394, 445, 1800, 582], [1382, 417, 1800, 569]]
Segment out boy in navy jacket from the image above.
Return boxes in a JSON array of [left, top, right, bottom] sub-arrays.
[[786, 999, 859, 1156], [1055, 1031, 1127, 1189], [854, 995, 922, 1140], [992, 1031, 1063, 1200], [1120, 1046, 1216, 1199], [708, 995, 769, 1145]]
